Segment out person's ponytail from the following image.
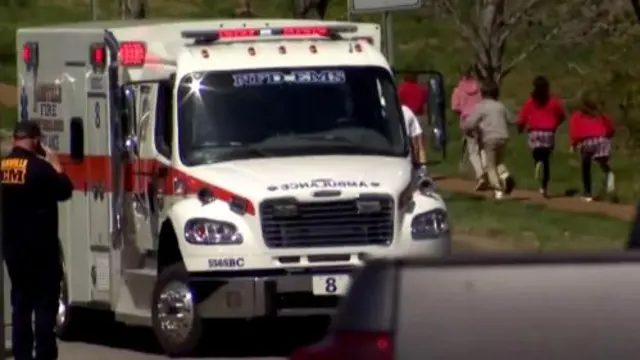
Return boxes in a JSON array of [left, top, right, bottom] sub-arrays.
[[531, 76, 550, 107]]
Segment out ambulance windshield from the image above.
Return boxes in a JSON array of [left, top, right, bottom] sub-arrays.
[[176, 66, 409, 166]]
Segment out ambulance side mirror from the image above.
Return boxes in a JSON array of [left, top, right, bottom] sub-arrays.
[[123, 86, 137, 132], [124, 134, 139, 157], [69, 117, 84, 162], [122, 86, 139, 158]]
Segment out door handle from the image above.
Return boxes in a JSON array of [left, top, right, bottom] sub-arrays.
[[147, 181, 157, 213], [92, 182, 105, 201]]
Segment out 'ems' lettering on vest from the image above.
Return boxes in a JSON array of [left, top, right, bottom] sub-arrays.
[[1, 158, 28, 185]]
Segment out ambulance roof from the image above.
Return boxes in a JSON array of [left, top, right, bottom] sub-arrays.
[[18, 18, 378, 34], [19, 19, 385, 82]]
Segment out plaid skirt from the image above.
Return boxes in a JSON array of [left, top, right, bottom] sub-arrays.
[[527, 131, 555, 149], [576, 137, 612, 159]]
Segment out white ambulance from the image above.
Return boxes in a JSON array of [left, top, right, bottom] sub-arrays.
[[15, 18, 451, 355]]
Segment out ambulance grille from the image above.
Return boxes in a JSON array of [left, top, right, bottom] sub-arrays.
[[259, 196, 394, 248]]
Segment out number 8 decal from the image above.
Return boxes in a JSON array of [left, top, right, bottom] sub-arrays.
[[325, 277, 337, 293]]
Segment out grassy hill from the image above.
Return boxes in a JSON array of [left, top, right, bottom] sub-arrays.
[[2, 0, 640, 201]]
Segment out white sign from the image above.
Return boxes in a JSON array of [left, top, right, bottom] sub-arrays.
[[349, 0, 422, 14], [312, 274, 352, 296]]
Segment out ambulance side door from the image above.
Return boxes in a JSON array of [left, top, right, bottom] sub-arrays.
[[130, 84, 155, 251], [148, 80, 174, 250], [129, 82, 171, 252]]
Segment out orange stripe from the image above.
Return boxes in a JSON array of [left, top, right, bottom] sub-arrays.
[[58, 155, 255, 215]]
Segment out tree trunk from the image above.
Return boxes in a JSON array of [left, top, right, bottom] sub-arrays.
[[632, 0, 640, 22], [293, 0, 329, 19], [122, 0, 148, 19], [235, 0, 256, 18], [475, 0, 506, 87]]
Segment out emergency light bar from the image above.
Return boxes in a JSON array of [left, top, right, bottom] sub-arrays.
[[181, 25, 358, 44]]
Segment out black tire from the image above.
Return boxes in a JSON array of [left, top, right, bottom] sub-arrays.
[[55, 272, 81, 341], [151, 263, 203, 357]]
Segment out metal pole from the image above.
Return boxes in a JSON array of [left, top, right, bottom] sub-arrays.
[[383, 11, 395, 65], [346, 0, 353, 21], [0, 162, 5, 360], [91, 0, 98, 20]]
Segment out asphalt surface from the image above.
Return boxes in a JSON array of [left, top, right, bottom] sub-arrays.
[[53, 315, 330, 359], [28, 239, 486, 359]]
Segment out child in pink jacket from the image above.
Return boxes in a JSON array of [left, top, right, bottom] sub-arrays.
[[451, 66, 485, 190]]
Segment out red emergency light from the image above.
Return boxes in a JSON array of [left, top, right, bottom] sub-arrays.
[[357, 36, 374, 45], [89, 43, 106, 69], [119, 41, 146, 67], [181, 25, 357, 43], [22, 42, 39, 70]]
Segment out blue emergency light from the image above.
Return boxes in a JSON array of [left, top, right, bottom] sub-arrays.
[[181, 25, 358, 44]]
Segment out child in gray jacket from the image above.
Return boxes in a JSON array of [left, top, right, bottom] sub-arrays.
[[462, 82, 516, 199]]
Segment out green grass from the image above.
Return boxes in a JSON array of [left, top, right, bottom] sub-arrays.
[[429, 115, 640, 204], [444, 191, 629, 252], [0, 106, 16, 129]]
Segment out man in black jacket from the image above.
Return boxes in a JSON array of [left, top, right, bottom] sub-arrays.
[[1, 121, 73, 360]]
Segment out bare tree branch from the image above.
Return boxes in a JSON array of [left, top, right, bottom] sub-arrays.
[[500, 24, 562, 78], [503, 0, 544, 29], [433, 0, 486, 52], [498, 0, 547, 45]]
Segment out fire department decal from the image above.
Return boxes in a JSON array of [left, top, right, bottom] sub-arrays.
[[34, 83, 61, 119]]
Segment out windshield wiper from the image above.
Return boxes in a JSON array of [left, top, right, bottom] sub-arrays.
[[290, 134, 363, 146], [258, 133, 398, 156], [186, 143, 274, 164]]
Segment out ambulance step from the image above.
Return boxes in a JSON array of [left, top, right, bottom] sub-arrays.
[[116, 267, 157, 326], [124, 267, 157, 278]]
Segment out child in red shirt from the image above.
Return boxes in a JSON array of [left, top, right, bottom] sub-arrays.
[[398, 73, 428, 118], [568, 91, 616, 201], [517, 76, 565, 197]]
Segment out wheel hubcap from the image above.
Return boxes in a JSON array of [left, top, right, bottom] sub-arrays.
[[156, 281, 195, 343], [56, 285, 67, 329]]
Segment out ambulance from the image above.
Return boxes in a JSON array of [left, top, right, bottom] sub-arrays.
[[15, 18, 451, 355]]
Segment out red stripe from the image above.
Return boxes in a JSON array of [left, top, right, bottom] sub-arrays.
[[58, 154, 255, 215]]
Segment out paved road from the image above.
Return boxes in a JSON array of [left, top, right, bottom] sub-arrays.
[[46, 238, 490, 359], [53, 311, 329, 360]]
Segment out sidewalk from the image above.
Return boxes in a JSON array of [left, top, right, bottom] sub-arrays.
[[435, 175, 637, 222]]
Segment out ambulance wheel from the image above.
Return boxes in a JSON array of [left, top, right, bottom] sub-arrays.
[[55, 275, 80, 341], [151, 263, 203, 357]]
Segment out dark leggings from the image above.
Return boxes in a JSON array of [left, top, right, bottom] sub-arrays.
[[532, 148, 552, 190], [581, 154, 611, 196]]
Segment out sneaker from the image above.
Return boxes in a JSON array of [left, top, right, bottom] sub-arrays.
[[494, 190, 504, 199], [539, 188, 549, 198], [582, 196, 594, 202], [534, 162, 542, 180], [606, 172, 615, 194], [503, 176, 516, 195], [474, 177, 488, 191]]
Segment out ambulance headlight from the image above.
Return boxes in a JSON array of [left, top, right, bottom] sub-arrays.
[[411, 209, 449, 240], [184, 219, 243, 245]]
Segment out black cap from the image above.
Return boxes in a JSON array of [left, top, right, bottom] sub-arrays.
[[13, 121, 42, 139]]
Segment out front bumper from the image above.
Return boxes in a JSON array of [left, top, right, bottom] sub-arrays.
[[188, 234, 450, 319], [190, 267, 355, 319]]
